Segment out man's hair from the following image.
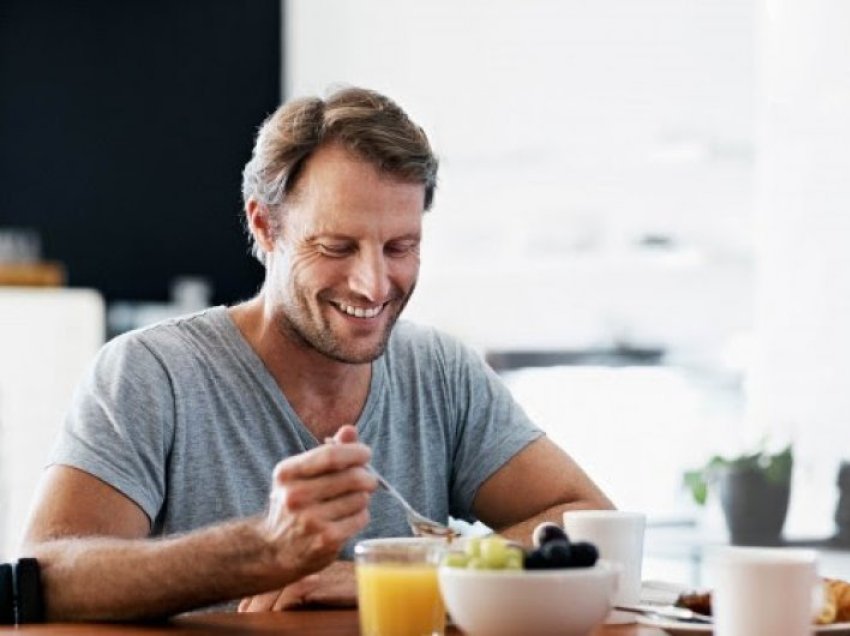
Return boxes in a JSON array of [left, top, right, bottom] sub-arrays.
[[241, 86, 439, 264]]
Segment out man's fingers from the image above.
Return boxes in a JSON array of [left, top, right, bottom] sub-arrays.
[[276, 467, 376, 511], [271, 491, 370, 528], [239, 573, 325, 613], [274, 443, 371, 481], [329, 507, 371, 540], [239, 589, 281, 613], [314, 490, 371, 522], [333, 424, 358, 444], [272, 574, 321, 611]]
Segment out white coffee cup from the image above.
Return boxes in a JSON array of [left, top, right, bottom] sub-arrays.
[[563, 510, 646, 624], [707, 547, 818, 636]]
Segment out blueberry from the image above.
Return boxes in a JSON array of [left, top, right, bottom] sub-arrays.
[[541, 540, 573, 568], [523, 548, 549, 570], [532, 522, 569, 548], [570, 542, 599, 568]]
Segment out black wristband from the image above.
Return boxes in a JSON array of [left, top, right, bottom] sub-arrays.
[[0, 564, 13, 625], [14, 558, 45, 624]]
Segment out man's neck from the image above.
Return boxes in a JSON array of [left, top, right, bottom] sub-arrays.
[[228, 297, 373, 441]]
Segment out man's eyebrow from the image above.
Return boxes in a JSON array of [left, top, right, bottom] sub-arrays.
[[389, 233, 422, 242], [305, 233, 353, 242]]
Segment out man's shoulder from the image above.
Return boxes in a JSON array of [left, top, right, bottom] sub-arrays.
[[102, 306, 231, 364]]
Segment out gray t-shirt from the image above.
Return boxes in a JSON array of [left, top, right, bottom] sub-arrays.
[[51, 307, 543, 554]]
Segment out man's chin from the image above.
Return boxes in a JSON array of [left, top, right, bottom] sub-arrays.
[[322, 339, 390, 365], [322, 311, 400, 362]]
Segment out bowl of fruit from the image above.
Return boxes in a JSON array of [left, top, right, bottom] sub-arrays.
[[438, 523, 618, 636]]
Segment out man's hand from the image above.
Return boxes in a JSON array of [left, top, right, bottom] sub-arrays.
[[260, 425, 376, 584], [238, 561, 357, 612]]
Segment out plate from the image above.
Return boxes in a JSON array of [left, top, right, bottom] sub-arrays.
[[637, 616, 850, 635]]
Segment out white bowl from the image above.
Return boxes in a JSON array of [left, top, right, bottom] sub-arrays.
[[438, 561, 618, 636]]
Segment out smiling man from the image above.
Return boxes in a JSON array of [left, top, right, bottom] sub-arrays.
[[21, 87, 612, 621]]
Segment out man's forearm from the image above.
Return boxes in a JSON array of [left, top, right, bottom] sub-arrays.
[[30, 516, 289, 621], [497, 499, 615, 547]]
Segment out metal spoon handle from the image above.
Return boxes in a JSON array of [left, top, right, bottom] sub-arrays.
[[364, 463, 417, 516]]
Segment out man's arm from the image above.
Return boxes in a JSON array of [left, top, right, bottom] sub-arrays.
[[471, 436, 614, 545], [21, 426, 375, 621]]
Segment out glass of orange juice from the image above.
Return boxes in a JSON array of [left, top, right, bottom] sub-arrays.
[[355, 538, 446, 636]]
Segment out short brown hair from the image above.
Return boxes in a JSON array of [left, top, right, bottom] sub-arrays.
[[242, 86, 439, 263]]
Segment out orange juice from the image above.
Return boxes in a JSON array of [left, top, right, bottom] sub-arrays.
[[357, 563, 445, 636]]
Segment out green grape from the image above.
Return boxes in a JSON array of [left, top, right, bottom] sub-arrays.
[[445, 535, 530, 571], [480, 536, 508, 568], [464, 536, 482, 559], [467, 557, 486, 569], [442, 552, 469, 568], [505, 546, 524, 570]]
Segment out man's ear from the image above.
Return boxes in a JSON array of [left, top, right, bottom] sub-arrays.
[[245, 198, 277, 255]]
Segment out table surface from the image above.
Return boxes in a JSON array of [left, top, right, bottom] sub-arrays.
[[0, 610, 668, 634]]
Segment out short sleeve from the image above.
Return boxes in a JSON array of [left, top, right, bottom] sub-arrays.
[[447, 341, 544, 521], [49, 333, 176, 525]]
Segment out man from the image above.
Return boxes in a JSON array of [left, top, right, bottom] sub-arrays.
[[22, 87, 612, 620]]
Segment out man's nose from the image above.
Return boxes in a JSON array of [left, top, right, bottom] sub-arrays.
[[348, 249, 391, 302]]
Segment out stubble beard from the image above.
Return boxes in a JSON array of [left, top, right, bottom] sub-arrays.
[[275, 282, 416, 364]]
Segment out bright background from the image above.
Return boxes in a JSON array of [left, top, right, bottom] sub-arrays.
[[3, 0, 850, 562]]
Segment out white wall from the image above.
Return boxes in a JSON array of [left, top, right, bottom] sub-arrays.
[[745, 0, 850, 534], [0, 289, 104, 559]]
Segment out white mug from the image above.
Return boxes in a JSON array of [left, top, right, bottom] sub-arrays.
[[563, 510, 646, 624], [707, 547, 818, 636]]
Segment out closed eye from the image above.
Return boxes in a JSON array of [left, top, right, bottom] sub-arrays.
[[318, 243, 354, 258], [385, 241, 420, 258]]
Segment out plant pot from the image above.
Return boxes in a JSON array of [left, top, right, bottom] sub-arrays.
[[715, 465, 790, 546]]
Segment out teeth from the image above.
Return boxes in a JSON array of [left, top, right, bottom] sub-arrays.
[[337, 302, 383, 318]]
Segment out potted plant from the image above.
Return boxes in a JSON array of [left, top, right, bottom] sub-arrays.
[[684, 445, 793, 546]]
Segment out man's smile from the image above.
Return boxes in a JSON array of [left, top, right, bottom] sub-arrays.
[[330, 300, 388, 319]]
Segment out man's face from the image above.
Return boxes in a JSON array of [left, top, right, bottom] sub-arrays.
[[264, 144, 424, 364]]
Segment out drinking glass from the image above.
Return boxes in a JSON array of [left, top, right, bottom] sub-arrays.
[[355, 537, 446, 636]]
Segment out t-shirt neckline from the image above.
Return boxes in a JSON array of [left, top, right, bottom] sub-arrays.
[[212, 305, 385, 446]]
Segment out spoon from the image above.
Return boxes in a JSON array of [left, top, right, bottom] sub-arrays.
[[364, 463, 458, 539], [323, 437, 458, 539]]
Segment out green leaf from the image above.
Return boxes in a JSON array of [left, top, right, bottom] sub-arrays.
[[683, 470, 709, 506]]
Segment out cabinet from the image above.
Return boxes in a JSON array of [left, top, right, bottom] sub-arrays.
[[0, 288, 104, 558]]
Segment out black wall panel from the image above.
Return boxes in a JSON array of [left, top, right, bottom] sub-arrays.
[[0, 0, 279, 303]]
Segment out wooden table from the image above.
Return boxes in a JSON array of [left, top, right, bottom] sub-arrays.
[[0, 610, 668, 634]]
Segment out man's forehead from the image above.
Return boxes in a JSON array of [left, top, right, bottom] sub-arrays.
[[280, 144, 426, 240], [291, 143, 426, 204]]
